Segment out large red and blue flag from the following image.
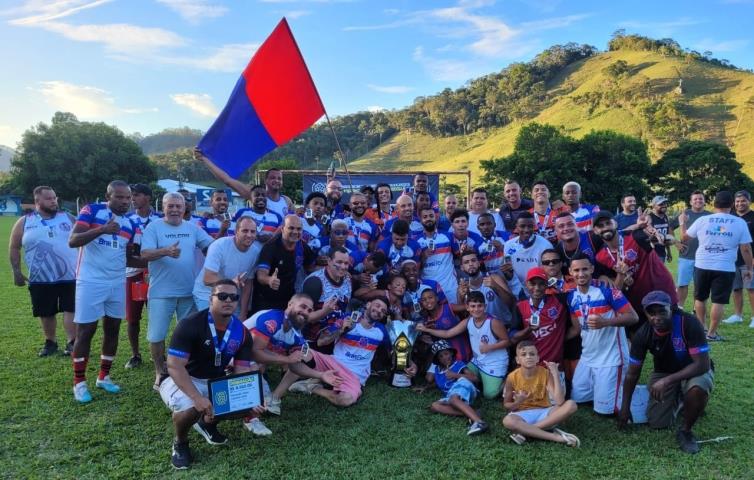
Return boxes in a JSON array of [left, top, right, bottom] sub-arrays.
[[198, 18, 325, 178]]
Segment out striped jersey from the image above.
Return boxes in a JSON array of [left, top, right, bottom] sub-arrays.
[[567, 285, 631, 367], [344, 216, 379, 253], [572, 204, 600, 232], [22, 211, 77, 283], [331, 318, 390, 384], [75, 203, 139, 285], [233, 208, 283, 237], [245, 309, 306, 355], [416, 231, 458, 302]]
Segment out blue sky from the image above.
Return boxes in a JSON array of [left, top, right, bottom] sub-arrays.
[[1, 0, 753, 147]]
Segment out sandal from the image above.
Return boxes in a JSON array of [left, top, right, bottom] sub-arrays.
[[509, 433, 526, 445], [554, 428, 580, 447]]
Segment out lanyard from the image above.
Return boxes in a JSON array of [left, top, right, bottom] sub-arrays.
[[578, 294, 591, 325], [529, 297, 544, 315], [534, 208, 552, 232], [109, 211, 120, 247], [36, 212, 55, 237], [605, 236, 625, 264], [208, 312, 235, 367]]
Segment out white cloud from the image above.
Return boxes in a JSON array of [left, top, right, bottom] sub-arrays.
[[618, 17, 703, 37], [161, 43, 258, 72], [521, 13, 593, 31], [25, 21, 187, 55], [170, 93, 219, 117], [693, 38, 748, 53], [35, 81, 116, 118], [156, 0, 228, 24], [430, 5, 518, 57], [282, 10, 312, 19], [413, 46, 478, 82], [367, 106, 385, 112], [367, 84, 413, 94], [33, 81, 157, 118], [5, 0, 113, 26]]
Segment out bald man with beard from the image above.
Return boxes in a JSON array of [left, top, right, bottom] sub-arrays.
[[252, 215, 317, 313]]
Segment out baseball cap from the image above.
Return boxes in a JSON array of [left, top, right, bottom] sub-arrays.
[[431, 340, 457, 363], [651, 195, 669, 206], [641, 290, 672, 309], [526, 267, 548, 282], [130, 183, 152, 196], [592, 210, 614, 226]]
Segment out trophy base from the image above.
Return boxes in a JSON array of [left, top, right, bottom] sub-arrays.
[[390, 372, 412, 388]]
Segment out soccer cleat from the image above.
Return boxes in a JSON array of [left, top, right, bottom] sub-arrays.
[[288, 379, 322, 395], [467, 421, 489, 435], [95, 376, 122, 394], [244, 418, 273, 436], [266, 396, 282, 416], [193, 420, 228, 445], [722, 314, 742, 324], [124, 354, 142, 369], [171, 441, 192, 469], [705, 333, 725, 342], [676, 429, 700, 454], [62, 340, 74, 356], [73, 382, 92, 403], [39, 340, 58, 357]]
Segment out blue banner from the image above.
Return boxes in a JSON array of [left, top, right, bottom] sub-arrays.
[[303, 174, 440, 203]]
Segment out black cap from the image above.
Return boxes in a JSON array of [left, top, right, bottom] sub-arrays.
[[592, 210, 614, 226], [130, 183, 152, 196]]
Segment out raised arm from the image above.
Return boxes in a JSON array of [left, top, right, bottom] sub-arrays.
[[194, 147, 252, 200]]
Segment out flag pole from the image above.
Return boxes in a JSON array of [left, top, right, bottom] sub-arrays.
[[324, 112, 355, 192], [281, 17, 355, 192]]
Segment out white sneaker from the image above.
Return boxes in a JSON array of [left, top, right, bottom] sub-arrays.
[[288, 379, 322, 395], [95, 375, 121, 393], [722, 314, 742, 324], [749, 317, 754, 328], [266, 396, 282, 416], [73, 382, 92, 403], [244, 418, 272, 436]]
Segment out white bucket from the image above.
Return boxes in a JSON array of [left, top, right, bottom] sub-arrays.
[[630, 384, 650, 424]]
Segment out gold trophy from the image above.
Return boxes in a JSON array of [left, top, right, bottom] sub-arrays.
[[387, 319, 419, 387]]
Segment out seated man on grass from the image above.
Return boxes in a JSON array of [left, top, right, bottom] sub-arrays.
[[419, 340, 489, 436], [618, 291, 714, 455], [502, 341, 579, 447]]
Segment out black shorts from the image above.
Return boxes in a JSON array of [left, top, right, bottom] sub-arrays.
[[694, 268, 735, 304], [28, 282, 76, 317]]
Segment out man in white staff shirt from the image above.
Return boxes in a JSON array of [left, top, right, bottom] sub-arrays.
[[141, 192, 214, 389], [193, 216, 260, 318], [680, 191, 753, 341], [9, 186, 77, 357], [504, 212, 553, 291]]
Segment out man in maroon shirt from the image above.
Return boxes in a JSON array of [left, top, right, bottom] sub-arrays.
[[591, 211, 678, 333]]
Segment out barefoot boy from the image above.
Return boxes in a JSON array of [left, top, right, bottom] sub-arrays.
[[502, 341, 580, 446]]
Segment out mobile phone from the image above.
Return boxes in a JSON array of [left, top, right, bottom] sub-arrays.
[[504, 255, 512, 264], [305, 208, 313, 219]]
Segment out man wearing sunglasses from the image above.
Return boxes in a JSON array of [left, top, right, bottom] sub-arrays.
[[618, 291, 713, 454], [301, 247, 353, 352], [160, 279, 264, 469]]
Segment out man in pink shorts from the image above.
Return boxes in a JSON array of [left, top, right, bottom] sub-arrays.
[[290, 297, 406, 406]]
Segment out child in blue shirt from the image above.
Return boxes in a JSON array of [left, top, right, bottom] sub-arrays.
[[422, 340, 489, 435]]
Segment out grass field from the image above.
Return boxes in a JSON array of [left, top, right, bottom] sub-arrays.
[[1, 216, 753, 479]]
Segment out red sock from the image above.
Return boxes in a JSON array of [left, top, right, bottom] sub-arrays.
[[73, 357, 88, 385], [98, 355, 114, 381]]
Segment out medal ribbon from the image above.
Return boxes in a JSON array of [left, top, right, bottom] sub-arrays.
[[208, 313, 235, 365]]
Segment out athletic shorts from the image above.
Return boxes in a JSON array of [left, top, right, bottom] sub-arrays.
[[694, 267, 735, 304], [308, 350, 362, 402], [466, 362, 506, 400], [74, 280, 126, 324], [732, 266, 754, 290], [676, 258, 695, 287], [159, 376, 208, 413], [147, 297, 196, 343], [28, 282, 75, 317], [571, 363, 625, 415], [440, 377, 478, 405], [508, 406, 554, 425], [125, 272, 147, 324], [646, 370, 714, 429]]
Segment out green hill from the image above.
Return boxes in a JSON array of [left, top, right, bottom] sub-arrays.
[[349, 48, 754, 181]]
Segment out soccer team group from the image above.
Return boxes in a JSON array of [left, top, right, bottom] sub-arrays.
[[12, 148, 754, 468]]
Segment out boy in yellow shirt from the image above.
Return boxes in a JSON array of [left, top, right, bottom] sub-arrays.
[[502, 340, 580, 446]]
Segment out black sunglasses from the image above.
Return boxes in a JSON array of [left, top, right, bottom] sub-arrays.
[[213, 292, 240, 302], [541, 259, 562, 266]]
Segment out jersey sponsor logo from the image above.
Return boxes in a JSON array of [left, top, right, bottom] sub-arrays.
[[227, 338, 240, 354], [265, 320, 278, 334], [547, 306, 559, 318], [358, 336, 369, 348]]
